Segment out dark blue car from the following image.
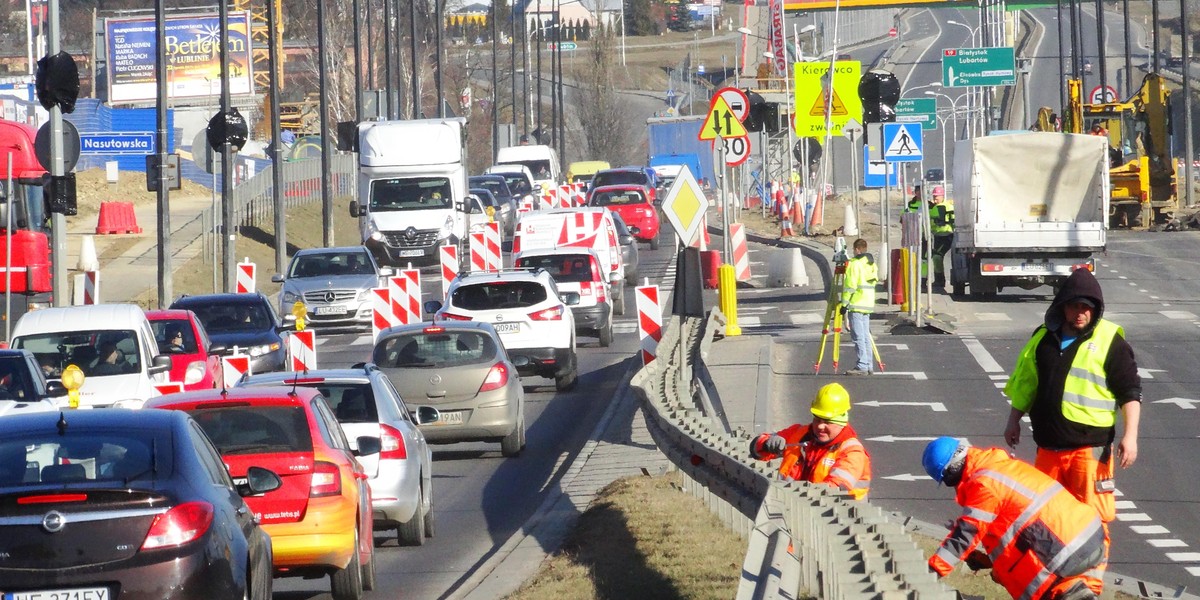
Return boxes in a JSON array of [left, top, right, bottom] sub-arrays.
[[170, 293, 293, 375]]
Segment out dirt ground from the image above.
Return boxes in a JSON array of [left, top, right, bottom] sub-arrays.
[[72, 168, 212, 220], [729, 188, 903, 253]]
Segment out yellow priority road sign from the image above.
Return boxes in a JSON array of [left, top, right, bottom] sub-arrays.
[[660, 166, 708, 247], [698, 96, 748, 141], [793, 60, 863, 141]]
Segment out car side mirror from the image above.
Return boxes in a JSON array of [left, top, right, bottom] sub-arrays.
[[238, 466, 282, 496], [379, 266, 394, 277], [561, 292, 581, 306], [44, 381, 66, 398], [354, 435, 382, 456], [412, 405, 441, 425], [609, 272, 622, 285], [271, 274, 284, 283], [423, 300, 443, 314], [148, 354, 173, 375], [455, 200, 467, 212], [348, 200, 360, 218], [208, 344, 228, 356]]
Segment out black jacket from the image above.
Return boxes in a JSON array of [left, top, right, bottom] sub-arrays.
[[1027, 269, 1141, 449]]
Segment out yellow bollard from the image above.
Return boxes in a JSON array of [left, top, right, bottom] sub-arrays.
[[899, 248, 911, 312], [61, 364, 85, 409], [718, 264, 741, 336]]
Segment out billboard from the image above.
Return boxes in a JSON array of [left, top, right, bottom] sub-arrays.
[[106, 13, 254, 104], [784, 0, 977, 9]]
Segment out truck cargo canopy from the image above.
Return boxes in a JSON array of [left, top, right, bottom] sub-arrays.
[[359, 120, 464, 168]]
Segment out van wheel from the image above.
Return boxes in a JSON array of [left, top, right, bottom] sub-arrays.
[[613, 289, 626, 316], [330, 531, 363, 600], [599, 323, 613, 347], [397, 498, 426, 546]]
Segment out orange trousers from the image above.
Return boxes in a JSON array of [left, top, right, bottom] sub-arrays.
[[1036, 445, 1113, 594]]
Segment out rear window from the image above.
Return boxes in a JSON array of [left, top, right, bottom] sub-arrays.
[[180, 302, 272, 333], [590, 188, 646, 206], [187, 405, 314, 455], [0, 430, 168, 486], [471, 178, 510, 198], [516, 254, 597, 283], [312, 383, 379, 424], [451, 281, 548, 310], [375, 331, 497, 368], [592, 171, 648, 188], [498, 174, 532, 195]]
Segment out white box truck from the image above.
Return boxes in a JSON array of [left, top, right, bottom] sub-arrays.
[[351, 118, 469, 268], [495, 144, 561, 194], [950, 132, 1110, 298]]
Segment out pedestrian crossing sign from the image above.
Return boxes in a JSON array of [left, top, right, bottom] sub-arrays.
[[882, 122, 923, 162]]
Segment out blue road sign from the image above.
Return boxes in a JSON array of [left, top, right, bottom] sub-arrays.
[[79, 133, 155, 155], [883, 122, 923, 162], [863, 145, 898, 188]]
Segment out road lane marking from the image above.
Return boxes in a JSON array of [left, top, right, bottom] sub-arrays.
[[788, 313, 824, 325], [1160, 310, 1198, 320], [975, 313, 1011, 321], [961, 335, 1005, 372], [1132, 525, 1171, 535], [1149, 539, 1189, 548], [1166, 552, 1200, 562], [858, 400, 943, 410], [1116, 513, 1151, 522]]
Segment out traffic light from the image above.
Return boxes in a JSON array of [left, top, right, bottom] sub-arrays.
[[35, 51, 80, 114], [858, 70, 900, 124], [743, 89, 767, 132], [762, 102, 780, 134]]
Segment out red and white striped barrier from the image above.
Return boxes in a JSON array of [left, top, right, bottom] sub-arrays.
[[388, 269, 422, 325], [236, 259, 256, 294], [221, 353, 251, 385], [469, 232, 486, 272], [372, 287, 395, 341], [83, 270, 99, 305], [288, 330, 318, 372], [636, 284, 663, 366], [557, 211, 602, 246], [518, 196, 536, 214], [440, 245, 458, 300], [730, 223, 751, 282], [469, 223, 502, 272], [154, 382, 184, 396]]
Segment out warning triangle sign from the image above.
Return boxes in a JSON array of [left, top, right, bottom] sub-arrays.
[[808, 90, 849, 117], [698, 96, 748, 140]]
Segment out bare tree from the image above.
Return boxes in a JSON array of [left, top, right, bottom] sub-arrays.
[[575, 30, 635, 165]]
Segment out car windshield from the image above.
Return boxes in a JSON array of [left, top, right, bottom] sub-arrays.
[[590, 189, 646, 206], [14, 330, 142, 378], [150, 319, 198, 354], [451, 281, 548, 310], [495, 173, 532, 195], [184, 303, 272, 333], [471, 178, 510, 198], [188, 405, 314, 455], [506, 160, 551, 180], [517, 254, 596, 283], [289, 251, 375, 278], [570, 173, 594, 184], [369, 177, 452, 212], [0, 356, 38, 401], [593, 171, 647, 188], [375, 330, 497, 368], [0, 430, 167, 486]]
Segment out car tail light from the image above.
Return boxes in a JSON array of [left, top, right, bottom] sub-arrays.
[[981, 263, 1004, 272], [1072, 263, 1095, 272], [141, 501, 214, 550], [310, 461, 342, 498], [512, 234, 521, 254], [440, 312, 472, 321], [379, 424, 408, 460], [529, 305, 565, 321], [18, 493, 87, 505], [424, 326, 445, 333], [479, 362, 509, 392]]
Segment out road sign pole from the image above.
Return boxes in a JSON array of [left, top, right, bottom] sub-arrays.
[[850, 143, 859, 229], [48, 0, 67, 306], [154, 0, 172, 308]]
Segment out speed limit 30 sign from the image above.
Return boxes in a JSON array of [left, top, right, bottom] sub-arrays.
[[719, 135, 751, 167]]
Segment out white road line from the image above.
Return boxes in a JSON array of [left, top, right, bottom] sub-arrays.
[[872, 372, 928, 380], [788, 313, 824, 325], [1132, 525, 1171, 535], [1149, 539, 1189, 548], [961, 336, 1005, 373], [975, 313, 1011, 321], [1160, 310, 1198, 320], [350, 336, 372, 346], [988, 374, 1008, 380], [993, 382, 1006, 389], [1166, 552, 1200, 562], [613, 323, 637, 333], [1188, 566, 1200, 576], [740, 316, 761, 326], [1115, 500, 1137, 510], [1118, 275, 1128, 279], [1116, 513, 1151, 522]]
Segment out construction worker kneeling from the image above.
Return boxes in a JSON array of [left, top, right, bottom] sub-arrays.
[[749, 383, 872, 500]]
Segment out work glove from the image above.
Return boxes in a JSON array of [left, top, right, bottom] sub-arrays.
[[838, 304, 847, 316], [762, 435, 787, 455], [965, 550, 992, 572]]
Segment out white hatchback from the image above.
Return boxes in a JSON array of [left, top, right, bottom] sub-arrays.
[[427, 269, 580, 391]]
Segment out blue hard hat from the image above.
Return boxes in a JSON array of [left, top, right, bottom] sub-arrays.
[[923, 437, 965, 483]]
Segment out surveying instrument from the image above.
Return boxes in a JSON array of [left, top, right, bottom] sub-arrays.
[[814, 237, 886, 374]]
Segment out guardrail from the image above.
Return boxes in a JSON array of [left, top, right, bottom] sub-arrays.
[[630, 310, 956, 599]]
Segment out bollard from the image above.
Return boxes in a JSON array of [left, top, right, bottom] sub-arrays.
[[890, 248, 906, 307], [718, 264, 740, 336]]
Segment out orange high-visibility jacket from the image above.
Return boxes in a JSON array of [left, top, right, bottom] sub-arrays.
[[750, 423, 871, 500], [930, 448, 1106, 599]]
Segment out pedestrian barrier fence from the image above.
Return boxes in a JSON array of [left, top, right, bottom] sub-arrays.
[[630, 310, 955, 599]]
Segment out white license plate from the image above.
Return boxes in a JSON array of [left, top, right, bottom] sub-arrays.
[[6, 587, 110, 600], [398, 249, 425, 258], [493, 322, 520, 334], [437, 411, 464, 425], [315, 306, 348, 315], [1021, 263, 1049, 272]]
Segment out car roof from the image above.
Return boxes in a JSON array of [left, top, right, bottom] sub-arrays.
[[145, 385, 320, 409], [241, 368, 376, 386], [455, 269, 550, 285], [378, 321, 497, 337], [144, 309, 198, 321], [13, 304, 150, 336], [0, 349, 34, 359], [172, 293, 268, 306], [0, 407, 185, 433], [293, 246, 370, 257]]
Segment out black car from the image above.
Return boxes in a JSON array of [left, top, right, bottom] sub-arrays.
[[0, 408, 280, 600], [469, 175, 519, 216], [170, 293, 292, 374]]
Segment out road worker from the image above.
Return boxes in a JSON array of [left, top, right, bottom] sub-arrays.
[[749, 383, 871, 499], [928, 186, 954, 289], [841, 238, 877, 375], [923, 437, 1105, 600]]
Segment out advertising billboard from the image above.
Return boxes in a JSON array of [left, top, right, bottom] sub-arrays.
[[105, 13, 254, 104]]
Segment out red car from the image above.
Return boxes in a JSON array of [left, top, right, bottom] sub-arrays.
[[147, 386, 379, 600], [145, 309, 226, 391], [587, 184, 662, 249]]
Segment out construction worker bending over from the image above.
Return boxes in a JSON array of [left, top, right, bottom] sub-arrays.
[[749, 383, 871, 499], [1003, 268, 1141, 570], [922, 437, 1105, 600], [929, 186, 954, 289], [841, 238, 878, 375]]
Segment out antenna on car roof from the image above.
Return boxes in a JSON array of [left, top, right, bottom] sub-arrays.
[[56, 412, 67, 435]]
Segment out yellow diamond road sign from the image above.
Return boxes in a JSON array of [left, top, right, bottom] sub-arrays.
[[793, 60, 863, 140], [661, 165, 707, 246], [698, 96, 748, 141]]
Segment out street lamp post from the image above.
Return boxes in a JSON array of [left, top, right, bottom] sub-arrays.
[[945, 20, 982, 136], [925, 90, 968, 141]]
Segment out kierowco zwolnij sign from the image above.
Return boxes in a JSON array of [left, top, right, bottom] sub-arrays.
[[105, 13, 255, 104]]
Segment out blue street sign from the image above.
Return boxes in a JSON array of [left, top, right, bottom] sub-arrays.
[[863, 145, 898, 188], [79, 133, 155, 155], [883, 122, 923, 162]]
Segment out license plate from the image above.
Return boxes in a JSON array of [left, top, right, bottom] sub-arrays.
[[493, 322, 520, 334], [398, 249, 425, 258], [1021, 263, 1049, 272], [437, 411, 464, 425], [315, 306, 348, 315], [6, 587, 110, 600]]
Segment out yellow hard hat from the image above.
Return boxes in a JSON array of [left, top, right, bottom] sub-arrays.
[[811, 383, 850, 423]]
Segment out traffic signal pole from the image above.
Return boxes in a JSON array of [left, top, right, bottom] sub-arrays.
[[47, 0, 67, 307], [219, 0, 235, 292]]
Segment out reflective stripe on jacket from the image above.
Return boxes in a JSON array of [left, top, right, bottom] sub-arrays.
[[841, 254, 877, 314], [929, 448, 1106, 599], [750, 423, 872, 500], [1004, 319, 1122, 428]]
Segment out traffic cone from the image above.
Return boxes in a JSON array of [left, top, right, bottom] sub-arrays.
[[77, 235, 99, 272], [843, 204, 859, 235]]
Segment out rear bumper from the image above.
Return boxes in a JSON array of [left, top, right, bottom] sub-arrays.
[[418, 393, 520, 443], [508, 346, 574, 378], [368, 462, 422, 527], [570, 303, 611, 333]]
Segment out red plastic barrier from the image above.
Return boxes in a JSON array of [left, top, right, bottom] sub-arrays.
[[96, 202, 142, 234], [701, 250, 721, 289], [890, 248, 905, 305]]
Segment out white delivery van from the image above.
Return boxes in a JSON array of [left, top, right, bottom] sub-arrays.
[[11, 304, 173, 408], [351, 118, 469, 268], [512, 208, 627, 314], [495, 144, 561, 195]]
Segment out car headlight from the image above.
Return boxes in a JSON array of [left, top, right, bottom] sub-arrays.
[[282, 290, 299, 304], [112, 398, 146, 409], [367, 218, 383, 242], [184, 360, 206, 385], [249, 343, 280, 357]]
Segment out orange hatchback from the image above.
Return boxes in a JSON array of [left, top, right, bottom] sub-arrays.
[[147, 386, 379, 600]]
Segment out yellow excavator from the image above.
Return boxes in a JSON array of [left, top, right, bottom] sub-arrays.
[[1059, 74, 1177, 228]]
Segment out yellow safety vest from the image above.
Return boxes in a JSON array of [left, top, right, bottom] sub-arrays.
[[931, 201, 955, 234], [841, 254, 877, 314], [1004, 319, 1122, 427]]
